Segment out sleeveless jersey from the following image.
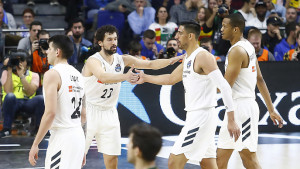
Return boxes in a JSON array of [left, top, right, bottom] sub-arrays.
[[46, 64, 84, 129], [83, 52, 124, 108], [182, 47, 217, 112], [225, 39, 257, 100]]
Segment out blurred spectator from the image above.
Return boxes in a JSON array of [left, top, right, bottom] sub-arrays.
[[208, 0, 218, 14], [0, 0, 16, 29], [140, 29, 164, 60], [127, 123, 162, 169], [31, 30, 50, 94], [105, 0, 151, 14], [27, 0, 59, 6], [149, 6, 177, 48], [0, 50, 44, 138], [0, 6, 8, 29], [285, 0, 300, 10], [169, 0, 202, 25], [17, 8, 35, 38], [128, 0, 155, 35], [274, 22, 298, 61], [17, 21, 42, 55], [128, 40, 147, 60], [285, 6, 297, 24], [151, 0, 176, 12], [68, 18, 92, 64], [200, 37, 222, 61], [238, 0, 257, 24], [196, 7, 213, 41], [158, 38, 183, 59], [248, 27, 275, 61], [264, 0, 286, 21], [261, 16, 283, 54], [246, 0, 268, 33], [283, 30, 300, 61], [203, 1, 238, 57]]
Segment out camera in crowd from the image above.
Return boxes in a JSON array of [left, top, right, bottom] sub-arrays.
[[7, 51, 28, 67], [159, 47, 176, 59], [218, 4, 229, 15], [39, 39, 49, 50]]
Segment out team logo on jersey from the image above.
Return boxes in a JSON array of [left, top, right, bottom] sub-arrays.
[[115, 64, 121, 72], [187, 60, 192, 69]]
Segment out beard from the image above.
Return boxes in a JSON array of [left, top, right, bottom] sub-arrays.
[[104, 46, 117, 55], [73, 33, 81, 39]]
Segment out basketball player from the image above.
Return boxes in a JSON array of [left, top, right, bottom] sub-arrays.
[[217, 13, 283, 169], [135, 21, 240, 169], [82, 25, 182, 169], [127, 123, 162, 169], [28, 35, 86, 169]]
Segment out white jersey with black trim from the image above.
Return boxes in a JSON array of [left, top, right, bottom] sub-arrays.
[[45, 64, 84, 129], [182, 47, 217, 112], [83, 52, 124, 108], [225, 39, 257, 100]]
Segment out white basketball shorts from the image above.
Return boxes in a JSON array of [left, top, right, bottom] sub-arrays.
[[45, 126, 85, 169], [85, 103, 121, 155], [218, 98, 259, 152], [171, 107, 218, 162]]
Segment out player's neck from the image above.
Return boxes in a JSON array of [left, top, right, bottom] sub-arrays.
[[99, 50, 114, 64], [53, 58, 68, 66], [185, 42, 199, 57], [230, 35, 243, 46], [134, 159, 156, 169]]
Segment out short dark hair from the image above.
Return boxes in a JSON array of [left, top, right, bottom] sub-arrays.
[[128, 40, 142, 53], [37, 29, 50, 38], [69, 17, 84, 28], [48, 35, 74, 59], [285, 21, 297, 37], [179, 21, 201, 40], [166, 38, 177, 46], [22, 8, 35, 17], [224, 13, 246, 33], [143, 29, 156, 39], [29, 21, 42, 30], [129, 123, 162, 162], [95, 25, 119, 42], [155, 6, 170, 23]]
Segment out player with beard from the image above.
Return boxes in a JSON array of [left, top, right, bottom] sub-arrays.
[[82, 25, 182, 169], [68, 18, 92, 64]]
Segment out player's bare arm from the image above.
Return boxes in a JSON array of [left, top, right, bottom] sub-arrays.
[[198, 51, 241, 141], [223, 46, 245, 86], [122, 54, 182, 70], [256, 60, 283, 128], [135, 62, 183, 85], [28, 69, 60, 166], [82, 57, 138, 84]]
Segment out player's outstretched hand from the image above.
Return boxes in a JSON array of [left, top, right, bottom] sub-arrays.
[[28, 145, 39, 166], [134, 69, 145, 84], [126, 65, 139, 84], [169, 54, 185, 65], [269, 110, 283, 128], [227, 119, 241, 142]]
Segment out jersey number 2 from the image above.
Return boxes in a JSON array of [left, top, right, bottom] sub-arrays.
[[71, 97, 82, 119]]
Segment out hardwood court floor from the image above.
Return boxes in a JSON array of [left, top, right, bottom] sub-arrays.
[[0, 132, 299, 169]]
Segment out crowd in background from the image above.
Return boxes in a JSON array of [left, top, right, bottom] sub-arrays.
[[0, 0, 299, 137]]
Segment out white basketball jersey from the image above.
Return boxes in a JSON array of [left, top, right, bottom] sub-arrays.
[[225, 39, 257, 100], [45, 64, 84, 129], [182, 47, 217, 112], [84, 52, 124, 108]]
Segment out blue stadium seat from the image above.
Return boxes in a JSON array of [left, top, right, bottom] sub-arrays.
[[97, 11, 125, 34]]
